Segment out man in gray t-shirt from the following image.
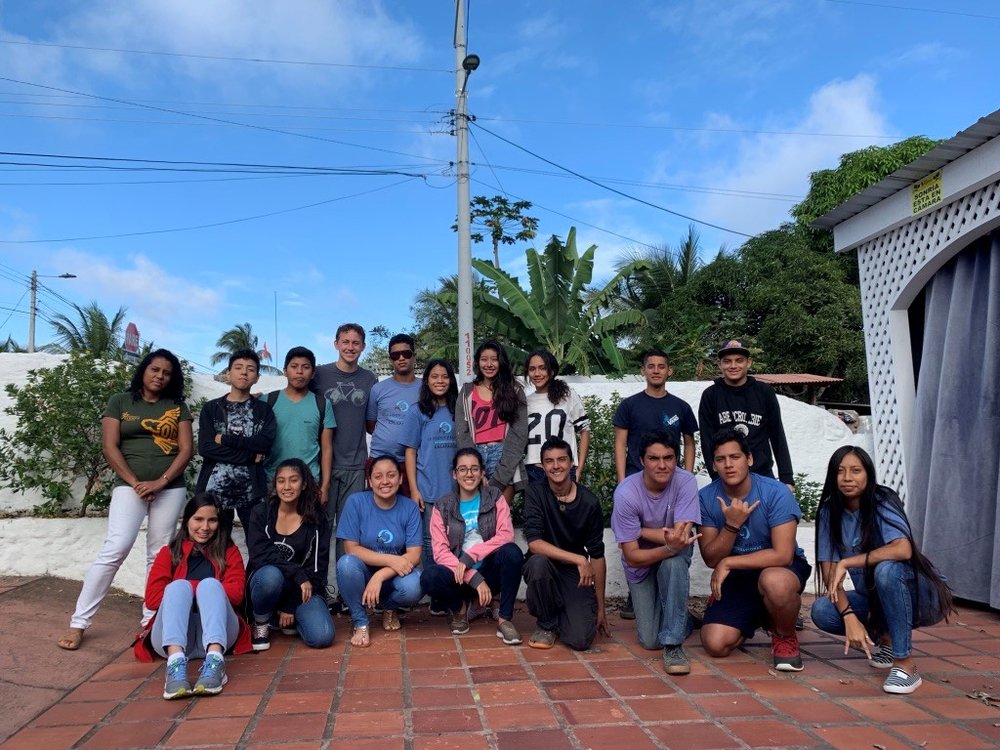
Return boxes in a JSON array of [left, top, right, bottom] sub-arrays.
[[365, 333, 420, 492], [312, 323, 377, 602]]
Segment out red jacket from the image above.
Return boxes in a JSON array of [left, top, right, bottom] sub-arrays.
[[133, 540, 252, 662]]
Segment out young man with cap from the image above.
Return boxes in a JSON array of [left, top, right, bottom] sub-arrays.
[[697, 427, 811, 672], [698, 339, 794, 490]]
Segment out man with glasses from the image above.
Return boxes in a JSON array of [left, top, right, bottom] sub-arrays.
[[366, 333, 421, 496]]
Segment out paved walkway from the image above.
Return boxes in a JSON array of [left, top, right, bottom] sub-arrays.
[[2, 576, 999, 750]]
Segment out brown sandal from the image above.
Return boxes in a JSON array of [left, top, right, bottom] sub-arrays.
[[57, 628, 84, 651], [382, 610, 401, 631]]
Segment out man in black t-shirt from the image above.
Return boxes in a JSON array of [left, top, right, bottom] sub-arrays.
[[522, 437, 610, 651]]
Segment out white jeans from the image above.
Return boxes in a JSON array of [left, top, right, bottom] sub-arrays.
[[70, 485, 187, 630]]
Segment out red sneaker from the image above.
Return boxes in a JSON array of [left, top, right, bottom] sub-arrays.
[[771, 632, 803, 672]]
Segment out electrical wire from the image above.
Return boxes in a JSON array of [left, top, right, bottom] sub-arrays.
[[821, 0, 1000, 21], [470, 120, 753, 238], [0, 75, 449, 164], [0, 176, 422, 244], [0, 38, 454, 73]]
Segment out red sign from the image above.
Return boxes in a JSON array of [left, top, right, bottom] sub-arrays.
[[124, 322, 140, 354]]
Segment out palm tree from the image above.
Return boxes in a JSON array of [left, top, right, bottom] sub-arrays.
[[49, 302, 127, 358], [211, 322, 281, 374], [472, 227, 647, 374]]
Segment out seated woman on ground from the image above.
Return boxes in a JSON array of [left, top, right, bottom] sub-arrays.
[[134, 493, 251, 700], [420, 447, 525, 645], [246, 458, 335, 651], [336, 455, 424, 647], [810, 446, 953, 695]]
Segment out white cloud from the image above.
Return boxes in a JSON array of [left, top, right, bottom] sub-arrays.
[[50, 249, 220, 326], [4, 1, 426, 96], [656, 74, 895, 239]]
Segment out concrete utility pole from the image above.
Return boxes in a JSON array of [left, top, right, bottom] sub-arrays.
[[454, 0, 478, 383], [28, 269, 76, 353]]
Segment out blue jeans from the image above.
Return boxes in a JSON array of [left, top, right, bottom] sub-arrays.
[[627, 545, 693, 649], [420, 504, 434, 571], [151, 578, 239, 659], [336, 553, 423, 628], [810, 560, 915, 659], [248, 565, 335, 648], [420, 542, 524, 621]]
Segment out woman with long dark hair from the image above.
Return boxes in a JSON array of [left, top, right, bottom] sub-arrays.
[[810, 446, 953, 694], [400, 358, 458, 569], [455, 340, 527, 502], [246, 458, 335, 651], [524, 348, 590, 484], [134, 493, 251, 700], [59, 349, 194, 651]]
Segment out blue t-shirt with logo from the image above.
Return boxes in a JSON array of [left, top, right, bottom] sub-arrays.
[[698, 474, 808, 565], [613, 391, 698, 475], [398, 404, 456, 503], [336, 490, 422, 555], [366, 379, 422, 460], [817, 497, 908, 588]]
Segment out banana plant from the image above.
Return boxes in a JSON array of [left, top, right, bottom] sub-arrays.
[[471, 227, 647, 374]]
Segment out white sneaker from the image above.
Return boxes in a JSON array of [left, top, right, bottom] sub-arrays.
[[883, 667, 922, 695]]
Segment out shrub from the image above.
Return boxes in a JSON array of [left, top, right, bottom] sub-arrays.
[[582, 392, 623, 525], [793, 472, 821, 522], [0, 353, 132, 515]]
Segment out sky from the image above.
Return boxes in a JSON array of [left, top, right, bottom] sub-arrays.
[[0, 0, 997, 375]]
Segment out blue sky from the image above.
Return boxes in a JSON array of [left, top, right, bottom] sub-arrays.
[[0, 0, 997, 374]]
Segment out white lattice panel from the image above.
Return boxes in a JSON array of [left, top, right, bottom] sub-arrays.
[[856, 179, 1000, 501]]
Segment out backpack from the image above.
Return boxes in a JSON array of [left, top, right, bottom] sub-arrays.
[[266, 390, 328, 442]]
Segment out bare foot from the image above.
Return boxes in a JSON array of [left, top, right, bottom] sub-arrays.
[[350, 626, 370, 648], [57, 628, 84, 651]]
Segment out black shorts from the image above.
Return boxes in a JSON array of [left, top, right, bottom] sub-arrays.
[[702, 555, 812, 639]]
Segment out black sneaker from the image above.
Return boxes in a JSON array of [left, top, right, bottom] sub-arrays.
[[251, 622, 271, 652]]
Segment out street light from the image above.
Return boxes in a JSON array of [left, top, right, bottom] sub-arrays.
[[454, 0, 478, 382], [28, 269, 76, 353]]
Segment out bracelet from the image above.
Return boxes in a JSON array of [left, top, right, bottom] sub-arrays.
[[723, 523, 741, 534], [664, 543, 678, 555], [840, 607, 856, 619]]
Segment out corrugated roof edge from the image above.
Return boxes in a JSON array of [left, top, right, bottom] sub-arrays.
[[811, 108, 1000, 230]]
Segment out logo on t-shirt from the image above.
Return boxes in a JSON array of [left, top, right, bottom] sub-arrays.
[[377, 528, 394, 546], [394, 400, 411, 413], [662, 414, 679, 429], [327, 383, 366, 406], [438, 421, 452, 434], [141, 406, 182, 454], [733, 423, 749, 437]]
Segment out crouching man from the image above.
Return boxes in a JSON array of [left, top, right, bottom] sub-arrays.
[[522, 438, 610, 650], [698, 428, 811, 671], [610, 430, 701, 675]]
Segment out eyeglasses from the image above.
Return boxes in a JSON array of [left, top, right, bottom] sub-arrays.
[[455, 466, 482, 475], [389, 350, 414, 361]]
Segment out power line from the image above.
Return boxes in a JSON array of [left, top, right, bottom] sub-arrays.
[[0, 38, 455, 73], [470, 120, 753, 238], [475, 115, 900, 140], [0, 288, 28, 331], [0, 177, 422, 244], [0, 75, 449, 164], [821, 0, 1000, 21]]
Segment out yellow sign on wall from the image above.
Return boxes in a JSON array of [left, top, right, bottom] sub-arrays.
[[912, 170, 943, 214]]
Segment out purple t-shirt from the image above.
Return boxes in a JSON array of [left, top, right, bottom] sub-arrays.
[[611, 469, 701, 583]]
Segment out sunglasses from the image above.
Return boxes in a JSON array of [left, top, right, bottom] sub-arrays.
[[389, 350, 414, 361]]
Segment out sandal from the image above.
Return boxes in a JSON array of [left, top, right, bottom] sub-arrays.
[[57, 628, 84, 651], [350, 626, 370, 648], [382, 610, 401, 632]]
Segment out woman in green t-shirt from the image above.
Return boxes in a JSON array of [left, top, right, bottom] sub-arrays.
[[58, 349, 194, 651]]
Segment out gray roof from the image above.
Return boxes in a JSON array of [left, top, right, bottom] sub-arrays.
[[812, 108, 1000, 230]]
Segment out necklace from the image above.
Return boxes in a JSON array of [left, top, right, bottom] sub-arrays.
[[554, 484, 576, 511]]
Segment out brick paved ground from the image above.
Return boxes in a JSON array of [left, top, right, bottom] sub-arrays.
[[3, 576, 999, 749]]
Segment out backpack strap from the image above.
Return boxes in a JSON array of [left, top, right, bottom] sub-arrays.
[[315, 392, 327, 441]]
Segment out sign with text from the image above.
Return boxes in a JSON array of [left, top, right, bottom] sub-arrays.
[[124, 322, 140, 364], [911, 170, 943, 214]]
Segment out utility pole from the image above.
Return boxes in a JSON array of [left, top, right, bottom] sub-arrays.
[[27, 269, 76, 353], [454, 0, 478, 383]]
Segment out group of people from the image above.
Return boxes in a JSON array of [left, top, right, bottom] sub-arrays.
[[55, 330, 950, 701]]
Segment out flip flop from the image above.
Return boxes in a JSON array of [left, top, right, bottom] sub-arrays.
[[382, 610, 401, 631], [57, 628, 84, 651]]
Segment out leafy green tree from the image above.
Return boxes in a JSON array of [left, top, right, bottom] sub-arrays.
[[211, 322, 281, 374], [0, 353, 132, 515], [454, 195, 540, 269], [411, 275, 504, 362], [472, 227, 647, 374], [792, 135, 939, 249], [49, 301, 127, 359], [0, 336, 26, 352]]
